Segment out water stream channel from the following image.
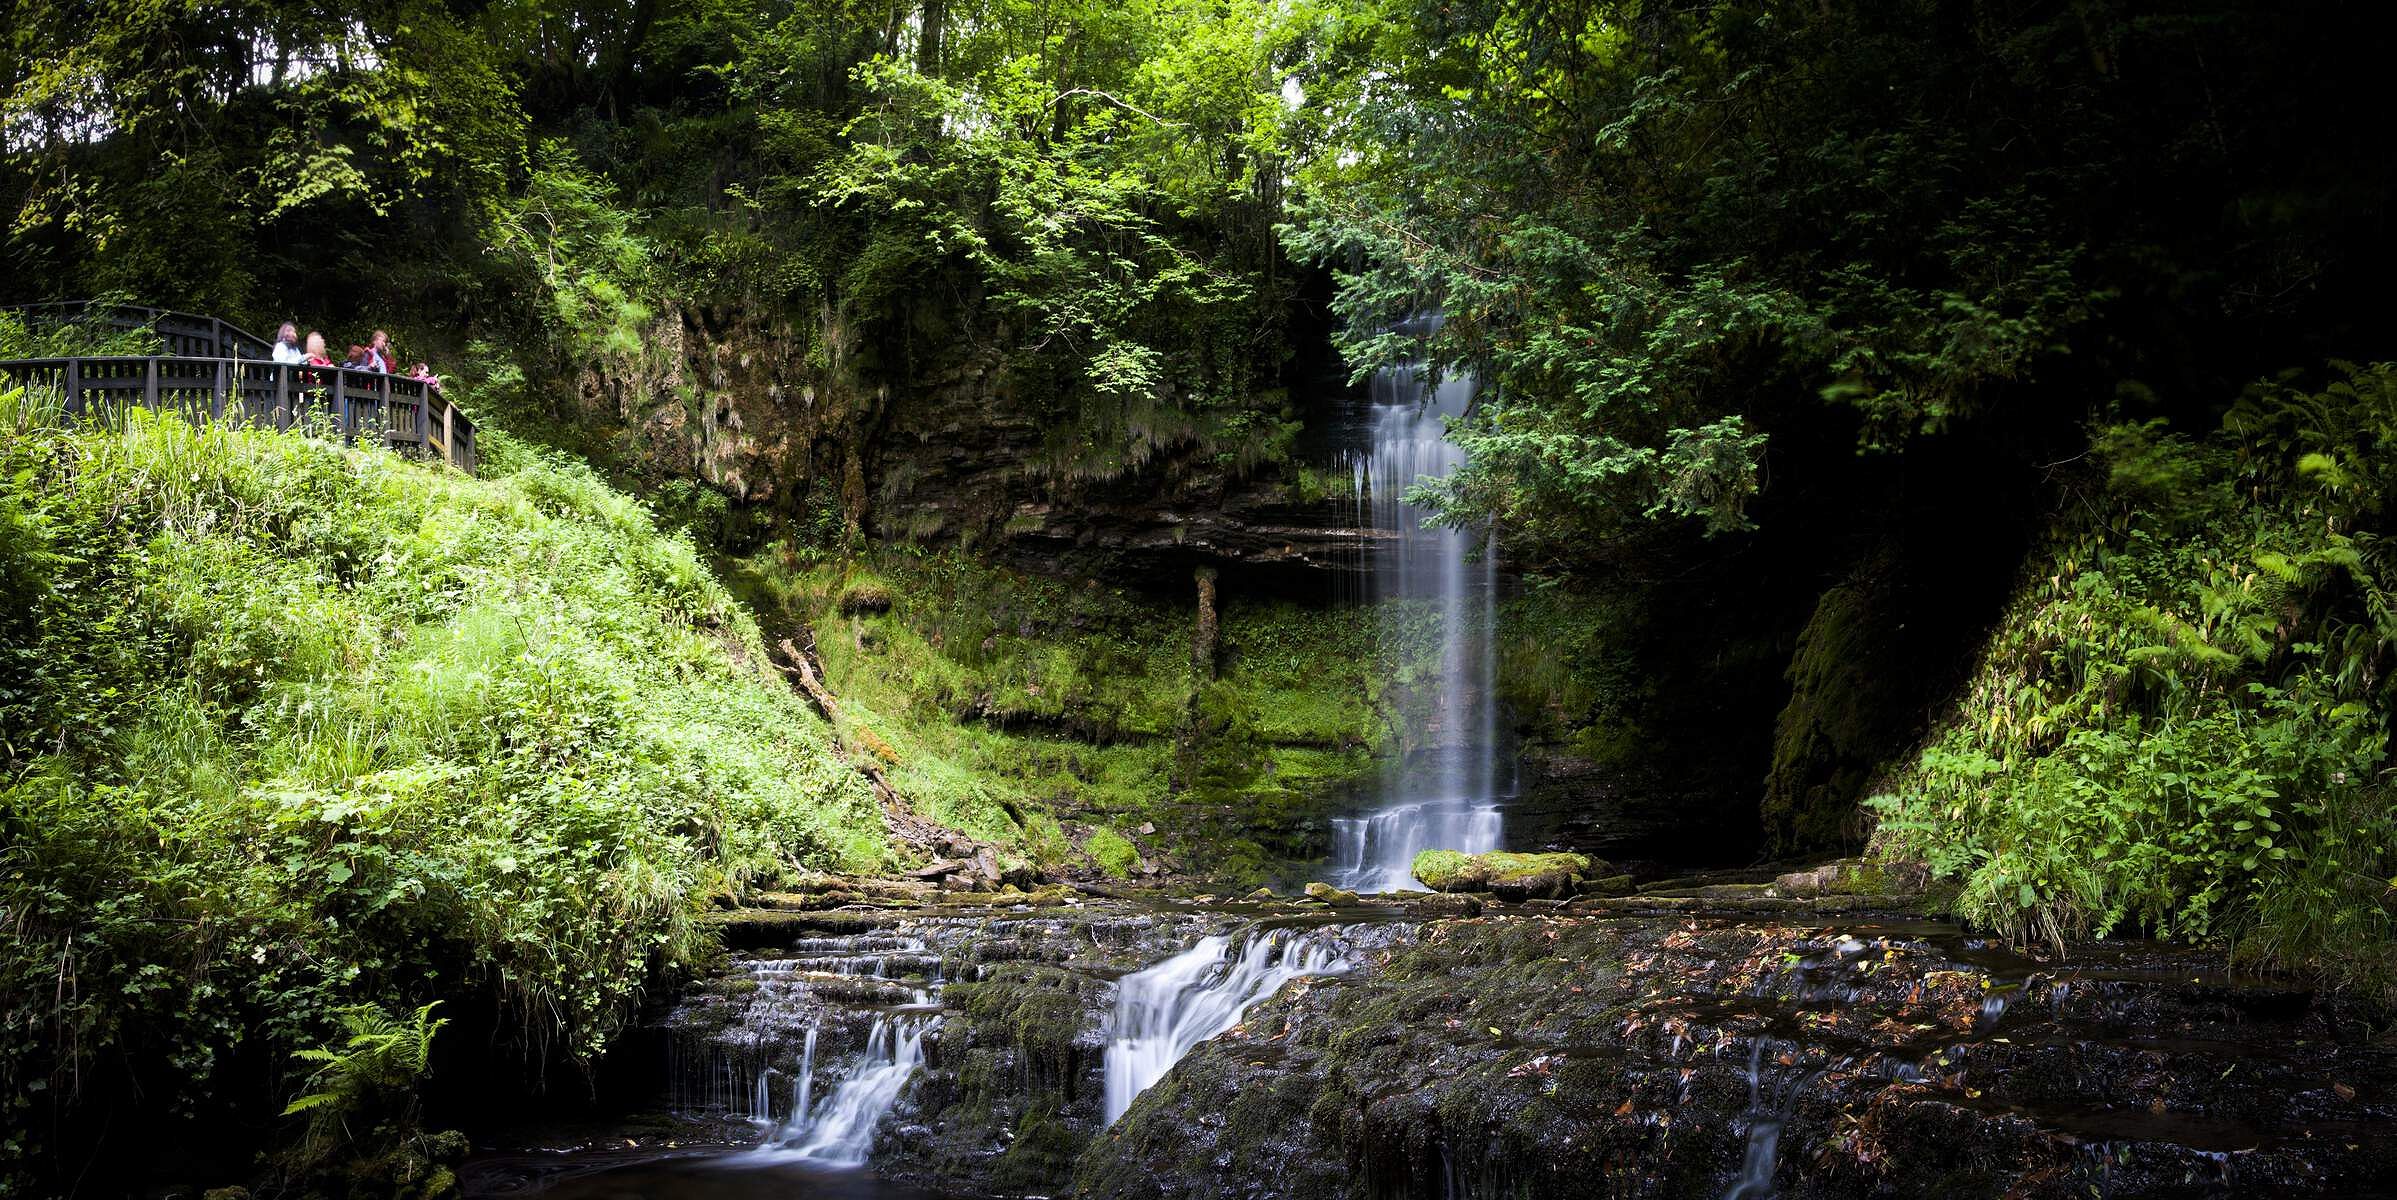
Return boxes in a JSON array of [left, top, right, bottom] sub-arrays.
[[463, 890, 2397, 1200]]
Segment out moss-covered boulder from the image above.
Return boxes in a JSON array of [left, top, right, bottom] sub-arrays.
[[1410, 850, 1596, 900], [1771, 857, 1931, 899]]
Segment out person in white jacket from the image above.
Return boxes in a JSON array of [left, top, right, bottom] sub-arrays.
[[270, 322, 305, 364]]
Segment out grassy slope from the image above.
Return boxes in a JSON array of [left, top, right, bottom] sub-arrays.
[[0, 397, 885, 1182], [731, 550, 1386, 885]]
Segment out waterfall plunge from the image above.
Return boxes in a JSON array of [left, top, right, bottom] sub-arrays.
[[1327, 358, 1504, 893], [1103, 929, 1348, 1124]]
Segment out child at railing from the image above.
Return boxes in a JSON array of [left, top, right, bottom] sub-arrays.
[[407, 362, 442, 392]]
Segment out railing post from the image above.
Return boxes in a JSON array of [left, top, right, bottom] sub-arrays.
[[378, 372, 391, 448], [64, 359, 81, 418], [443, 402, 456, 467], [143, 358, 159, 414], [333, 370, 349, 441], [212, 360, 227, 423], [275, 365, 290, 431]]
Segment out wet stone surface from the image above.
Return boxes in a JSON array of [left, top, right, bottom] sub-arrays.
[[1081, 910, 2397, 1200], [475, 895, 2397, 1199]]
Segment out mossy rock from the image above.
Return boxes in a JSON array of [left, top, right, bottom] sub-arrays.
[[1405, 891, 1484, 918], [1304, 881, 1360, 904], [1410, 850, 1595, 900], [1082, 828, 1140, 879], [838, 581, 895, 614], [1772, 857, 1931, 899]]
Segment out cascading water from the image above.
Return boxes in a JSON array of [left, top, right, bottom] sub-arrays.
[[1103, 928, 1348, 1123], [1328, 347, 1504, 893], [752, 1016, 935, 1168], [668, 930, 943, 1172]]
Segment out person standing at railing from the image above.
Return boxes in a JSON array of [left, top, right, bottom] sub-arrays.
[[295, 331, 335, 395], [271, 322, 305, 364], [407, 361, 443, 392], [363, 329, 394, 373]]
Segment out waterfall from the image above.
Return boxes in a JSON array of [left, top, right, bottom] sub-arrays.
[[752, 1016, 935, 1168], [671, 929, 941, 1172], [790, 1027, 817, 1130], [1328, 351, 1504, 893], [1103, 928, 1348, 1124]]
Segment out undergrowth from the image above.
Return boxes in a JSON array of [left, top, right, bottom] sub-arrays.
[[1872, 364, 2397, 998], [0, 389, 883, 1188]]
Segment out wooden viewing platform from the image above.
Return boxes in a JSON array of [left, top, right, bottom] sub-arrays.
[[0, 302, 478, 472]]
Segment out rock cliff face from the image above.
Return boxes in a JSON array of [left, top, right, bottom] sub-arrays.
[[582, 304, 1377, 590], [569, 307, 1769, 871]]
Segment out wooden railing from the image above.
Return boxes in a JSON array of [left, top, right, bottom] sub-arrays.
[[0, 303, 476, 471], [2, 300, 276, 361], [0, 356, 477, 471]]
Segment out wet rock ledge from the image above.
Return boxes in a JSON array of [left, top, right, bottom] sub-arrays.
[[1076, 909, 2397, 1200], [518, 876, 2397, 1200]]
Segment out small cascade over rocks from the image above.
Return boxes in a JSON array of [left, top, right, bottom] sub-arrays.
[[665, 927, 945, 1167], [1328, 335, 1505, 894], [1104, 926, 1350, 1123], [750, 1016, 935, 1168]]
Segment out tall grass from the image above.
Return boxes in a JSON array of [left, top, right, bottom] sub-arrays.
[[0, 390, 884, 1186]]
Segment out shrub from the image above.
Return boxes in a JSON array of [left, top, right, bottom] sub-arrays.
[[1083, 827, 1141, 878]]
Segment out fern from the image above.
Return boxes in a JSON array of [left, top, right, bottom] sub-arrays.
[[1875, 363, 2397, 998], [282, 1001, 447, 1135]]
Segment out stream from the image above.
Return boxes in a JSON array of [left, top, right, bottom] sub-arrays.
[[460, 889, 2397, 1200]]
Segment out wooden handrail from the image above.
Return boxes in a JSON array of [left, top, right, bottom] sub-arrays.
[[2, 300, 276, 360], [0, 354, 478, 472]]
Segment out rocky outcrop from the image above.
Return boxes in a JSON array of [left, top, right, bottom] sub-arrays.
[[1079, 908, 2397, 1200], [580, 304, 1384, 587]]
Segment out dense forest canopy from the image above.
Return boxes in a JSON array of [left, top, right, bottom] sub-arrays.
[[9, 2, 2392, 540]]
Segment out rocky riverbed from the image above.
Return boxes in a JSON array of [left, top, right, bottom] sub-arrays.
[[463, 880, 2397, 1200]]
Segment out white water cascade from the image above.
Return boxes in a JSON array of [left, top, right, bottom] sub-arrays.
[[1327, 352, 1504, 893], [1103, 928, 1348, 1124], [749, 1016, 935, 1168]]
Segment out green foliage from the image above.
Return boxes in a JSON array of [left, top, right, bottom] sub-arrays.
[[2, 0, 521, 319], [1872, 364, 2397, 994], [0, 395, 883, 1185], [1282, 0, 2395, 556], [486, 142, 659, 363], [283, 1001, 446, 1136], [1082, 827, 1140, 879]]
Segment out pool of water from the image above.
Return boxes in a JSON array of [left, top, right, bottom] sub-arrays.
[[467, 1148, 969, 1200]]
